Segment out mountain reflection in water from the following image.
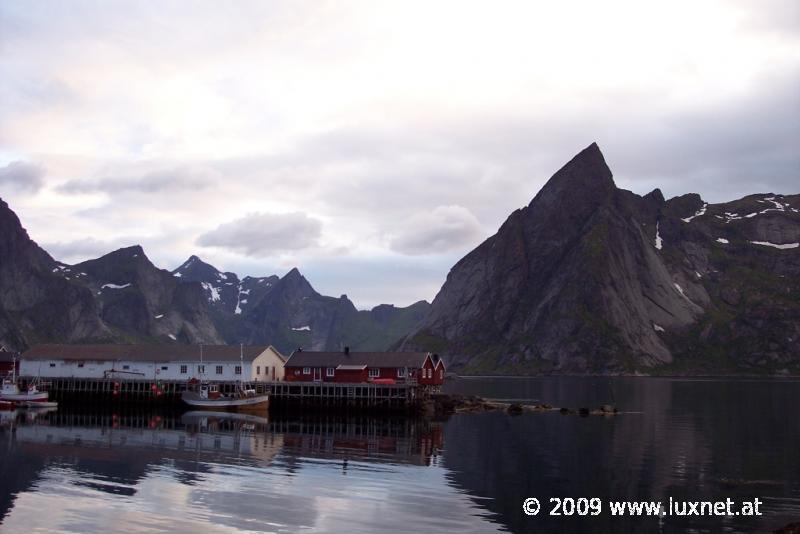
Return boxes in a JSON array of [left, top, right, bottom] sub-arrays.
[[0, 408, 498, 533], [0, 376, 798, 533]]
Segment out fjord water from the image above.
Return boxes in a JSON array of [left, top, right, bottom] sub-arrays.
[[0, 377, 798, 533]]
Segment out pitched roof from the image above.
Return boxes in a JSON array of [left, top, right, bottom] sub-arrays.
[[285, 351, 432, 369], [22, 344, 274, 363]]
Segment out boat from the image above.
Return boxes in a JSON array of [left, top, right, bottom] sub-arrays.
[[16, 400, 58, 409], [0, 355, 50, 403], [180, 344, 269, 411], [181, 382, 269, 411]]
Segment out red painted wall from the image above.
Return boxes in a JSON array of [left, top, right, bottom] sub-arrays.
[[285, 359, 445, 385], [285, 366, 368, 383]]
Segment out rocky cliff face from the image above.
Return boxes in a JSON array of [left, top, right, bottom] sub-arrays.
[[0, 198, 110, 349], [171, 255, 278, 316], [403, 143, 800, 374], [0, 197, 429, 353], [69, 246, 224, 344], [236, 268, 430, 354]]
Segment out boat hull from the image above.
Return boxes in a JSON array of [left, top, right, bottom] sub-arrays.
[[181, 391, 269, 411], [17, 401, 58, 408], [0, 392, 49, 402]]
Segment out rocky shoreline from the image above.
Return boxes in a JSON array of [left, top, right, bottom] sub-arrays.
[[423, 393, 619, 418]]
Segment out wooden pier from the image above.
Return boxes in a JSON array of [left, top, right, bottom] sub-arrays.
[[19, 376, 425, 410]]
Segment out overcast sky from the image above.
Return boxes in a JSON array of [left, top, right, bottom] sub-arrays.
[[1, 1, 798, 308]]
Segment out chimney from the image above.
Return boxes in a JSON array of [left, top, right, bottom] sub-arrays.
[[344, 346, 350, 355]]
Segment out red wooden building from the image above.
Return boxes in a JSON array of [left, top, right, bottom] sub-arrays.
[[284, 347, 445, 386], [0, 346, 17, 377]]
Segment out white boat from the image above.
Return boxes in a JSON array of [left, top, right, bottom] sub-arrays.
[[181, 344, 269, 411], [181, 383, 269, 411], [0, 355, 50, 403]]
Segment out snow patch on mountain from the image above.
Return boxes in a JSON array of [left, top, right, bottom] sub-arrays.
[[749, 241, 799, 250], [654, 221, 663, 250], [681, 203, 707, 223], [102, 283, 131, 289], [201, 282, 221, 302]]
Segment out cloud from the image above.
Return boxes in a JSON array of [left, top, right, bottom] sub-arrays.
[[390, 205, 484, 255], [58, 165, 221, 194], [0, 161, 45, 192], [40, 237, 118, 262], [1, 0, 797, 305], [196, 212, 323, 257]]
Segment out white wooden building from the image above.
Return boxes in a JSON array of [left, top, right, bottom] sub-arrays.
[[20, 344, 287, 382]]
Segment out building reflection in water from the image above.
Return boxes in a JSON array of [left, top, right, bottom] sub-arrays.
[[0, 407, 453, 532]]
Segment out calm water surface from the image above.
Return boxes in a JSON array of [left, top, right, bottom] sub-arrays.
[[0, 377, 798, 533]]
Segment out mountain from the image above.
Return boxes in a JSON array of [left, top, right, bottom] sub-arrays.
[[171, 255, 278, 316], [0, 196, 428, 353], [0, 198, 109, 349], [236, 267, 431, 352], [402, 143, 800, 374], [70, 246, 224, 344]]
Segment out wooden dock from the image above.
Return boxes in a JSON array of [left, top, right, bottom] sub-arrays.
[[19, 376, 425, 410]]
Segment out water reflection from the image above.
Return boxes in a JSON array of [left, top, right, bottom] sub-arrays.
[[443, 376, 800, 533], [0, 377, 798, 533], [0, 407, 495, 533]]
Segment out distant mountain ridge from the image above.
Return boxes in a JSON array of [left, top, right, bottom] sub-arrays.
[[401, 143, 800, 374], [0, 199, 429, 354], [2, 142, 797, 375]]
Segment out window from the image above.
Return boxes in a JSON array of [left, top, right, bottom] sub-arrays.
[[256, 366, 261, 375], [49, 363, 56, 368], [326, 367, 335, 377], [216, 365, 223, 375], [77, 363, 84, 368], [180, 365, 188, 374], [368, 368, 379, 378], [303, 367, 311, 374], [294, 369, 300, 376], [397, 367, 406, 378], [439, 370, 443, 379], [161, 366, 168, 371], [198, 365, 205, 374], [235, 365, 242, 375], [123, 365, 130, 370]]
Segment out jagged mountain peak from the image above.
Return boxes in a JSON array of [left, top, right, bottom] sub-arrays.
[[404, 144, 800, 374], [529, 142, 615, 208], [92, 245, 148, 263], [73, 245, 158, 283], [275, 267, 316, 296], [284, 267, 303, 279], [644, 188, 666, 204], [172, 254, 235, 282]]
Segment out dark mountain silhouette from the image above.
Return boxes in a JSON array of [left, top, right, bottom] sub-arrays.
[[401, 143, 800, 374]]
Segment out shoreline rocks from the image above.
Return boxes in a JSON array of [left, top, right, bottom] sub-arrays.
[[425, 394, 619, 418]]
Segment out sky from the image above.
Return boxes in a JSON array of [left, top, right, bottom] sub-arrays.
[[1, 0, 798, 309]]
